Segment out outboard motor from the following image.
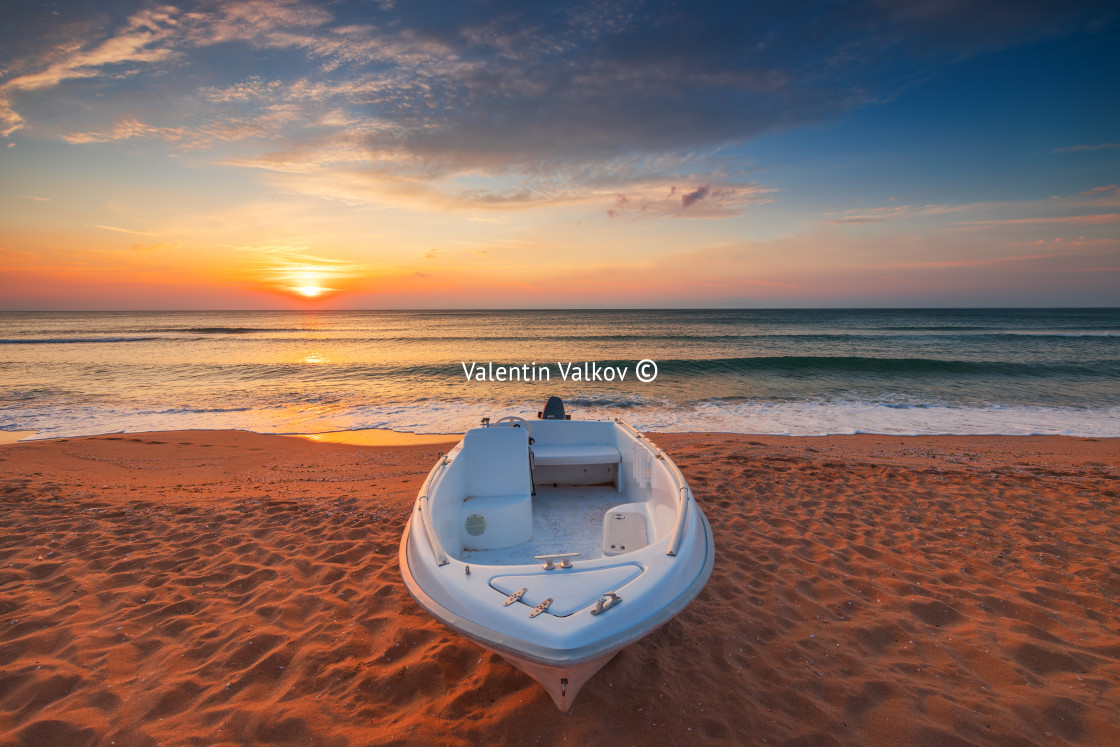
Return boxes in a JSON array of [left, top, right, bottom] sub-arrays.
[[538, 396, 570, 420]]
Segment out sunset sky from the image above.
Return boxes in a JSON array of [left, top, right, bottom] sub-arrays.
[[1, 0, 1117, 309]]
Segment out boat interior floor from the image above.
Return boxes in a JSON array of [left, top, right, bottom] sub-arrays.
[[459, 485, 627, 566]]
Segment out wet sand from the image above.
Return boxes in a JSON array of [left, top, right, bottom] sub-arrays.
[[1, 431, 1118, 745]]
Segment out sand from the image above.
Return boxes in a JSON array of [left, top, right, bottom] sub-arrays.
[[1, 430, 1118, 746]]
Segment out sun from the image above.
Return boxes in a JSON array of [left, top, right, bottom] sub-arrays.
[[287, 271, 336, 299], [265, 264, 347, 300]]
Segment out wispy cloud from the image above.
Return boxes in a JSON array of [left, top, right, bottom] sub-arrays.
[[65, 119, 184, 145], [818, 204, 960, 225], [19, 194, 50, 201], [63, 105, 304, 148], [826, 216, 883, 224], [955, 214, 1120, 226], [606, 182, 772, 219], [198, 75, 282, 103], [84, 223, 162, 236], [822, 207, 912, 225], [888, 252, 1061, 269], [1052, 142, 1120, 154], [1, 6, 181, 136], [821, 186, 1120, 229]]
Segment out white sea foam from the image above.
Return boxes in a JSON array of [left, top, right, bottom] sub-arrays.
[[358, 400, 1120, 438], [631, 400, 1120, 437], [1002, 330, 1120, 338], [5, 399, 1119, 440]]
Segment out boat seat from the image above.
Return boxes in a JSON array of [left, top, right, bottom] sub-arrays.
[[531, 444, 621, 466], [602, 503, 651, 556], [460, 427, 533, 550]]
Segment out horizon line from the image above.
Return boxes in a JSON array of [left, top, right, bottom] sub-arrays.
[[2, 306, 1119, 313]]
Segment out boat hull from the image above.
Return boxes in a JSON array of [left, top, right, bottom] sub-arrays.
[[397, 417, 715, 711], [493, 649, 617, 712], [398, 509, 714, 710], [401, 518, 620, 710]]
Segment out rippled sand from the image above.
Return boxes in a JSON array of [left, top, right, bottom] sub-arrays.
[[1, 431, 1118, 745]]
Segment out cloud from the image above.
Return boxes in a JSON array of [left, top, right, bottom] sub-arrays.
[[820, 188, 1120, 227], [62, 99, 309, 148], [887, 252, 1062, 269], [955, 214, 1120, 226], [826, 216, 884, 225], [681, 185, 711, 209], [819, 204, 925, 224], [1, 6, 182, 136], [601, 178, 773, 219], [19, 195, 50, 201], [1052, 142, 1120, 153], [4, 0, 1115, 213], [65, 119, 184, 145], [192, 0, 334, 47], [249, 154, 775, 215], [84, 223, 162, 236], [199, 75, 282, 103]]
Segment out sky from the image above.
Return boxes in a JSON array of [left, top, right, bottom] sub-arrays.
[[0, 0, 1118, 309]]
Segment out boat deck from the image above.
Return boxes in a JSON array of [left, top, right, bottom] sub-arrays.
[[460, 485, 623, 565]]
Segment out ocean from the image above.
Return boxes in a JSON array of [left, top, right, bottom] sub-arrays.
[[2, 309, 1119, 440]]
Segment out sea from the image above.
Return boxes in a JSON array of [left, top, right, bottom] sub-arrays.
[[1, 309, 1119, 440]]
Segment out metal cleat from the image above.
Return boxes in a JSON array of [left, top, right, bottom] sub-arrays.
[[534, 552, 580, 570], [590, 591, 622, 616]]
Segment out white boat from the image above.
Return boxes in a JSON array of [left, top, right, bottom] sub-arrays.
[[398, 399, 714, 710]]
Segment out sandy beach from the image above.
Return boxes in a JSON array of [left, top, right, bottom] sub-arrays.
[[1, 430, 1118, 746]]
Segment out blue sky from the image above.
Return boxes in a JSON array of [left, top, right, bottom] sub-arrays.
[[1, 0, 1117, 308]]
